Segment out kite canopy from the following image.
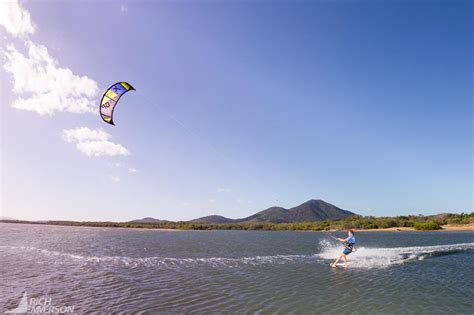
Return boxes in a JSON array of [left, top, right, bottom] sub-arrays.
[[100, 82, 135, 125]]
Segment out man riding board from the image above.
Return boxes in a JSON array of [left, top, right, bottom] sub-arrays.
[[330, 230, 355, 268]]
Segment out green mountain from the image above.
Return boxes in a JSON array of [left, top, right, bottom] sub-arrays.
[[189, 215, 235, 224], [129, 217, 169, 224], [190, 199, 355, 224]]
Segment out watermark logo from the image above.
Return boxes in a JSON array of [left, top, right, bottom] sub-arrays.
[[5, 292, 74, 314]]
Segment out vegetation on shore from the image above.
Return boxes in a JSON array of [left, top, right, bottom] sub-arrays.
[[413, 222, 442, 230], [2, 213, 472, 231]]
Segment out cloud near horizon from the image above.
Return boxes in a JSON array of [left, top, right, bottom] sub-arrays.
[[62, 127, 130, 157]]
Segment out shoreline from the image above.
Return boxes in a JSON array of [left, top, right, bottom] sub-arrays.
[[352, 224, 474, 232], [0, 221, 180, 232], [1, 221, 473, 232]]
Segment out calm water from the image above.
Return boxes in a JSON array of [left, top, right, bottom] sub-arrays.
[[1, 223, 473, 314]]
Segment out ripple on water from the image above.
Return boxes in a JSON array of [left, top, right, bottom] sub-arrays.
[[1, 226, 473, 314]]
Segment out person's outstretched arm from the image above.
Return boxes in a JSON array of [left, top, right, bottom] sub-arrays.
[[338, 237, 351, 242]]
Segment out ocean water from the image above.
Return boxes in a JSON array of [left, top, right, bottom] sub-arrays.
[[1, 223, 473, 314]]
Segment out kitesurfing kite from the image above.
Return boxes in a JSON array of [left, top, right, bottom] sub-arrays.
[[100, 82, 135, 125]]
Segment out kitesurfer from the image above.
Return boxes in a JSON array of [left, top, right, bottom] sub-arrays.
[[330, 230, 355, 268]]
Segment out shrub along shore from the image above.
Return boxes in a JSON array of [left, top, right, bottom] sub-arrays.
[[1, 213, 473, 231]]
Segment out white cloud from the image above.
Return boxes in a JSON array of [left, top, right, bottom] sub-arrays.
[[217, 188, 231, 193], [62, 127, 109, 143], [76, 141, 129, 157], [1, 1, 126, 162], [3, 41, 99, 115], [120, 4, 128, 13], [128, 168, 139, 173], [62, 127, 130, 157], [208, 199, 216, 203], [0, 0, 35, 38], [109, 175, 120, 182]]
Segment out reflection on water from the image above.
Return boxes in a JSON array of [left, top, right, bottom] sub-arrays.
[[1, 223, 473, 313]]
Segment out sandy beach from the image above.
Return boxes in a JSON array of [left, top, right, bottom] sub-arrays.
[[353, 223, 474, 232]]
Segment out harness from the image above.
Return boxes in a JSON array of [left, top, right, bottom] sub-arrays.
[[344, 241, 355, 252], [325, 232, 356, 252]]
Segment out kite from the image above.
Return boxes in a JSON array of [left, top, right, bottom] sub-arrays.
[[100, 82, 135, 125]]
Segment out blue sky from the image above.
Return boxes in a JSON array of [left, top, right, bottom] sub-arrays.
[[0, 0, 472, 221]]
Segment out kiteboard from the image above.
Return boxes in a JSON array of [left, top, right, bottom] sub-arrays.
[[330, 263, 349, 268]]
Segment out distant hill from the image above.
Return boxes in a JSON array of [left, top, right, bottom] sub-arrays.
[[129, 217, 168, 224], [0, 216, 16, 220], [188, 199, 356, 224], [189, 215, 235, 224], [288, 199, 354, 221], [236, 207, 290, 223]]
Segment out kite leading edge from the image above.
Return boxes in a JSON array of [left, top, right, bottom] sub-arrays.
[[100, 82, 135, 125]]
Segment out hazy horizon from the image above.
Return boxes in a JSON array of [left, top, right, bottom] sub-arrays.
[[1, 0, 472, 221]]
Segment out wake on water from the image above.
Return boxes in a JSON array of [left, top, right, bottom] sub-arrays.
[[1, 242, 473, 270], [317, 241, 474, 268]]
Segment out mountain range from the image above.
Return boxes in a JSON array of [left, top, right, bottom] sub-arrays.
[[129, 217, 170, 224], [133, 199, 356, 224]]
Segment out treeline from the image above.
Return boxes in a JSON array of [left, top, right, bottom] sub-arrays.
[[2, 212, 472, 231]]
